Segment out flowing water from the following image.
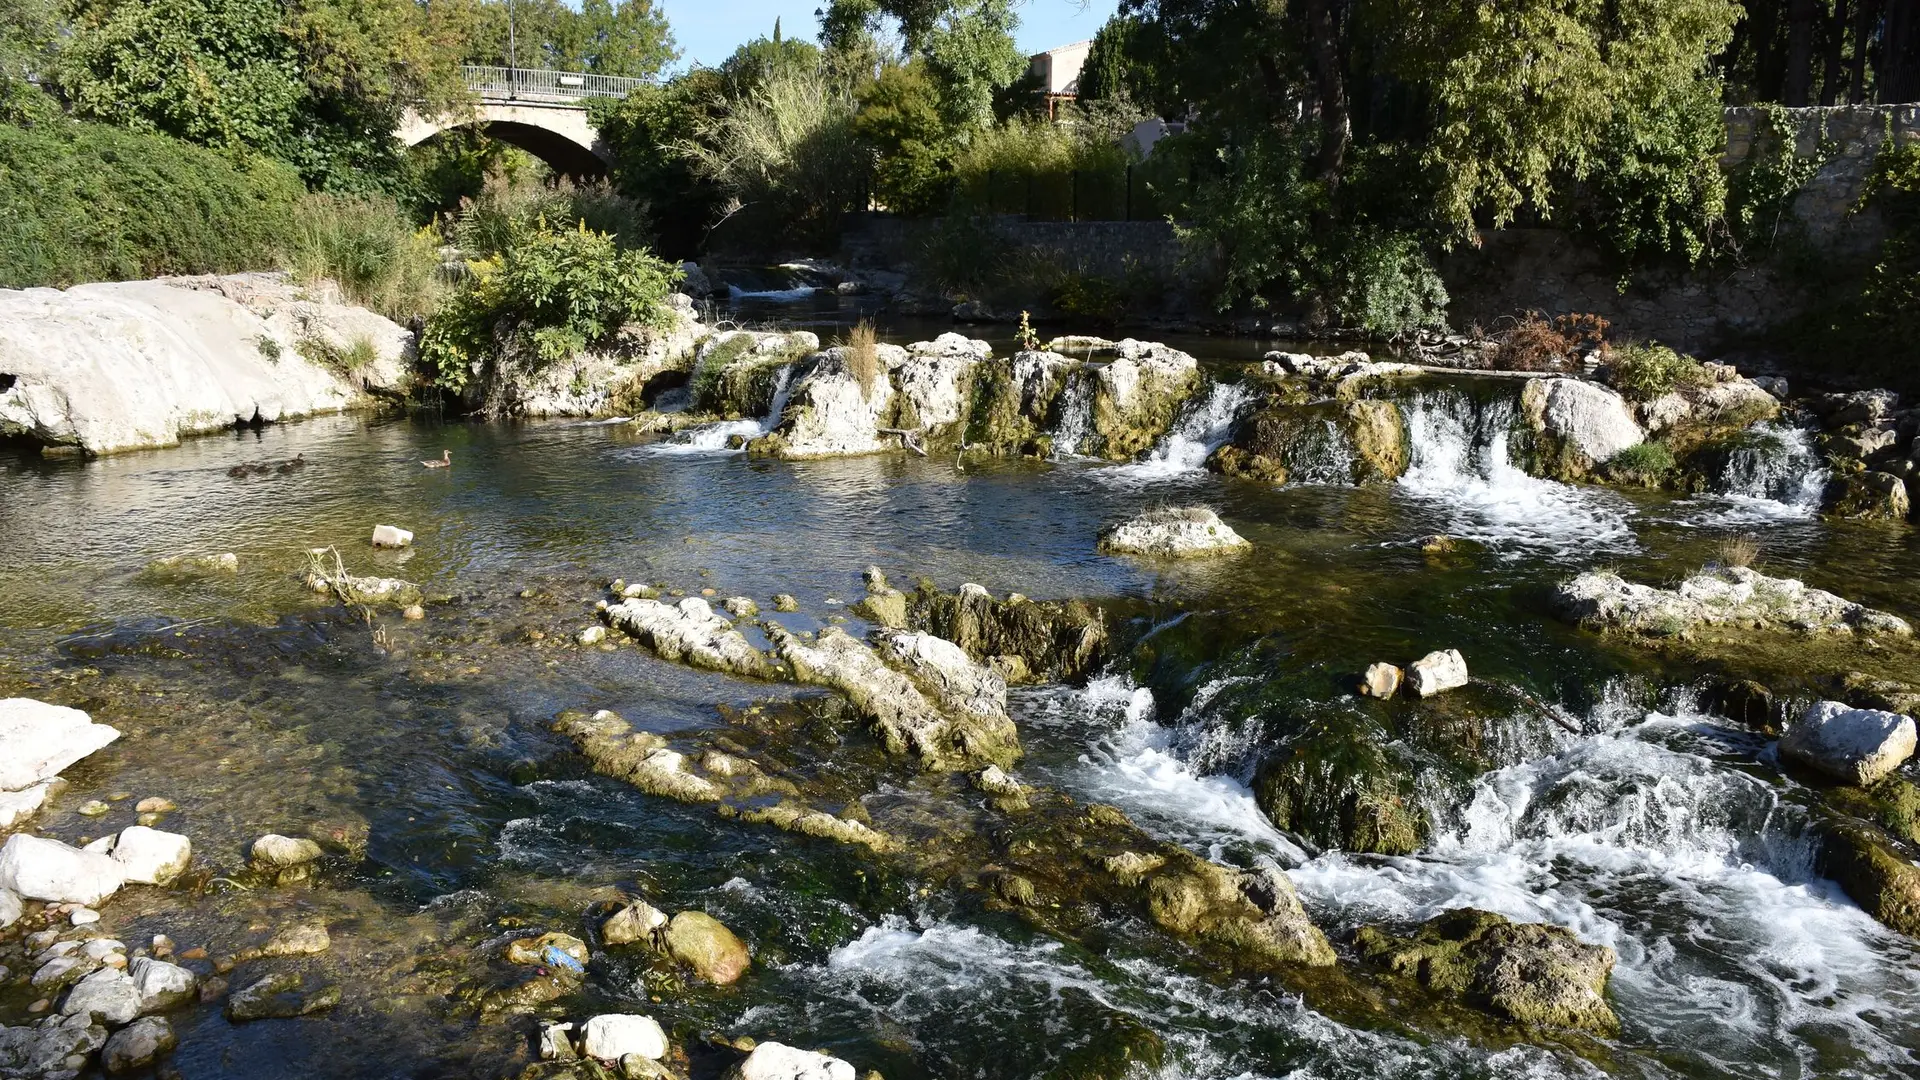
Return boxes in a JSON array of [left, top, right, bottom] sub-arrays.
[[650, 364, 797, 453], [2, 331, 1919, 1079]]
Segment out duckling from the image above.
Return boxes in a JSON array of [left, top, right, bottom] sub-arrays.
[[227, 464, 250, 478], [275, 453, 307, 475], [422, 449, 452, 469]]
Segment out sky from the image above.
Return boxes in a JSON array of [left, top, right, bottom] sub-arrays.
[[656, 0, 1121, 71]]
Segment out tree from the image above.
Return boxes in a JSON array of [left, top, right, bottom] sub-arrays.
[[853, 60, 952, 212], [0, 0, 58, 122], [591, 68, 728, 257], [576, 0, 676, 77], [922, 0, 1024, 132]]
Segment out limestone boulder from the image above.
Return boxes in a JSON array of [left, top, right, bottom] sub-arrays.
[[1781, 702, 1917, 786], [102, 1016, 175, 1073], [0, 835, 125, 906], [61, 967, 142, 1026], [1552, 566, 1912, 638], [1408, 650, 1469, 697], [1521, 378, 1644, 476], [1356, 908, 1617, 1033], [664, 911, 751, 985], [758, 348, 896, 458], [603, 597, 771, 678], [0, 275, 411, 455], [106, 827, 191, 886], [1098, 506, 1250, 558], [728, 1041, 857, 1080], [127, 957, 197, 1013], [0, 699, 120, 792], [580, 1014, 668, 1062]]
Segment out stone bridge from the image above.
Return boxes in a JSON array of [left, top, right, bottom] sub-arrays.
[[397, 66, 652, 176]]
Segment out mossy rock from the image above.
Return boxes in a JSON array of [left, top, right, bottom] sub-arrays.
[[1040, 1004, 1167, 1080], [1252, 715, 1427, 856], [905, 581, 1107, 683], [1824, 471, 1912, 521], [1815, 815, 1920, 937], [1828, 776, 1920, 845], [1355, 908, 1618, 1033], [1345, 399, 1408, 480], [1207, 444, 1289, 482]]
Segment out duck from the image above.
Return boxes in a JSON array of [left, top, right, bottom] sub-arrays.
[[422, 450, 452, 469], [275, 453, 307, 475], [227, 464, 250, 478]]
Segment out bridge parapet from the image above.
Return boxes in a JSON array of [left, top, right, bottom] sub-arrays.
[[462, 65, 653, 106]]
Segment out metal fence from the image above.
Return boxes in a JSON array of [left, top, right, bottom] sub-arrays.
[[461, 65, 653, 104]]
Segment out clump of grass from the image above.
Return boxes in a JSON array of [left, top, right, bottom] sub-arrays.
[[844, 319, 883, 394], [1602, 440, 1675, 487], [1609, 343, 1705, 402], [1715, 533, 1761, 569]]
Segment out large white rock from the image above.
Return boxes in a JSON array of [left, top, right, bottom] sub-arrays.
[[0, 888, 19, 929], [1521, 378, 1644, 467], [0, 834, 125, 906], [61, 966, 141, 1025], [0, 779, 65, 830], [730, 1041, 857, 1080], [0, 699, 120, 792], [1553, 567, 1912, 638], [0, 274, 411, 455], [579, 1014, 667, 1062], [1780, 701, 1917, 786], [108, 827, 192, 886], [603, 597, 770, 677], [765, 348, 897, 458], [1408, 650, 1470, 697]]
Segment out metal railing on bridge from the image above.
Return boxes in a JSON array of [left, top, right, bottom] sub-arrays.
[[461, 65, 653, 105]]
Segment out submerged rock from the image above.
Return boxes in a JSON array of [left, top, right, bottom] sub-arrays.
[[250, 833, 324, 884], [664, 911, 750, 985], [303, 554, 421, 608], [1817, 817, 1920, 937], [728, 1041, 856, 1080], [0, 698, 120, 793], [904, 581, 1107, 683], [1355, 908, 1618, 1033], [224, 971, 340, 1021], [1781, 702, 1916, 786], [1552, 567, 1912, 638], [1097, 507, 1250, 558], [604, 596, 772, 678]]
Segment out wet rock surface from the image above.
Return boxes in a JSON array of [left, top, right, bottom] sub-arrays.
[[1553, 566, 1913, 638], [1355, 908, 1618, 1033], [1098, 507, 1251, 558]]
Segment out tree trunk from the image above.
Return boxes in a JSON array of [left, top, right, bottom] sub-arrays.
[[1883, 0, 1920, 104], [1820, 0, 1849, 105], [1754, 0, 1784, 102], [1851, 0, 1881, 103], [1301, 0, 1350, 186], [1784, 0, 1818, 105]]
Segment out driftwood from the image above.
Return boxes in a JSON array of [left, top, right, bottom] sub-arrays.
[[878, 427, 928, 456]]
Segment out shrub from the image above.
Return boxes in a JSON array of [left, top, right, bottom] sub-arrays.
[[683, 67, 865, 245], [419, 221, 680, 391], [1609, 343, 1703, 401], [0, 119, 305, 287], [949, 117, 1130, 220], [1715, 533, 1760, 569]]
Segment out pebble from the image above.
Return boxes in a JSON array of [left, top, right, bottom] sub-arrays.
[[152, 935, 173, 957], [26, 999, 47, 1013], [78, 801, 109, 817], [69, 909, 99, 926], [178, 947, 206, 961], [402, 604, 425, 620], [134, 798, 175, 814], [108, 792, 131, 801], [700, 588, 716, 596]]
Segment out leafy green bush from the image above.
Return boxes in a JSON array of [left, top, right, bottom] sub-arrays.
[[0, 119, 306, 287], [419, 221, 680, 391], [449, 173, 652, 258], [1609, 343, 1703, 401], [683, 67, 865, 246]]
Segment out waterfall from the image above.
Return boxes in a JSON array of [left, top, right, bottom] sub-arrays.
[[650, 364, 796, 454], [1396, 387, 1634, 554], [1713, 423, 1827, 516], [1282, 417, 1358, 485], [1105, 380, 1253, 480], [1050, 371, 1097, 458]]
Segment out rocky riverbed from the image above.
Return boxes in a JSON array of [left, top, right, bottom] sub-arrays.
[[3, 294, 1920, 1078]]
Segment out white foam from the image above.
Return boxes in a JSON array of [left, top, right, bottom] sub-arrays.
[[1396, 391, 1636, 555], [728, 284, 819, 302], [1103, 380, 1254, 482], [646, 364, 796, 455]]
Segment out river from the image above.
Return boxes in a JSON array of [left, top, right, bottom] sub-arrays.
[[1, 315, 1918, 1079]]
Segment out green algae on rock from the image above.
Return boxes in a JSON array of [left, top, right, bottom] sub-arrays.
[[1355, 908, 1618, 1033]]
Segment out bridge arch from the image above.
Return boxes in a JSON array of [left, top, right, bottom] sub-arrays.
[[399, 103, 611, 179]]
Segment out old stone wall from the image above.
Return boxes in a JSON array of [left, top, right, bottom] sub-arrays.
[[839, 215, 1187, 284]]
